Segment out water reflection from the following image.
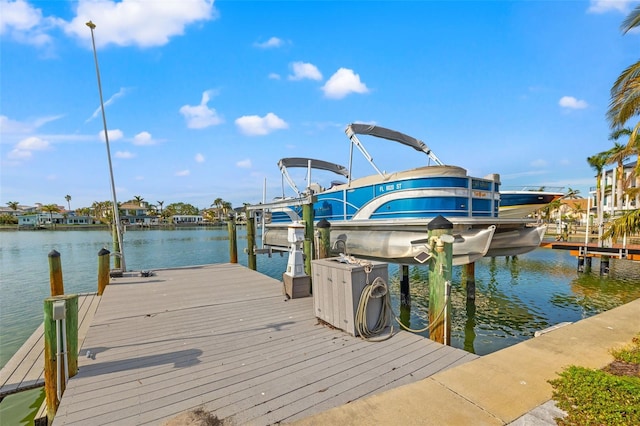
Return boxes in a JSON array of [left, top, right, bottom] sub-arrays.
[[388, 250, 640, 356]]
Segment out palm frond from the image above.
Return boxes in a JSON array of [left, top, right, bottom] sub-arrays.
[[602, 209, 640, 241], [621, 5, 640, 34]]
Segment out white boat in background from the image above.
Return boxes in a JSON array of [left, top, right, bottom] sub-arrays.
[[248, 124, 547, 266], [499, 187, 565, 219]]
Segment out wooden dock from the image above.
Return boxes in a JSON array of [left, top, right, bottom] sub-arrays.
[[541, 241, 640, 261], [0, 293, 101, 399], [48, 263, 477, 425]]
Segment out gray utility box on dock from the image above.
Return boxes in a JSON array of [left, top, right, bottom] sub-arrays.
[[311, 258, 389, 337]]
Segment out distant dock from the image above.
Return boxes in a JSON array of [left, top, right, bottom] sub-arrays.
[[541, 241, 640, 261], [35, 264, 476, 425]]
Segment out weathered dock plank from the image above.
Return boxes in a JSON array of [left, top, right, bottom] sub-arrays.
[[52, 264, 477, 425], [0, 293, 100, 398]]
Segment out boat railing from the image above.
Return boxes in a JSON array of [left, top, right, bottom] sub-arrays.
[[245, 195, 313, 213]]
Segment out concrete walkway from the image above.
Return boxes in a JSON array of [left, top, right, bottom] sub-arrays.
[[292, 297, 640, 425]]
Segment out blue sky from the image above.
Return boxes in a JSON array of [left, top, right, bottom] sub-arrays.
[[1, 0, 638, 211]]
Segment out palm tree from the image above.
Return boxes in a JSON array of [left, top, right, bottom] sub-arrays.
[[6, 201, 19, 212], [565, 188, 581, 199], [603, 6, 640, 240], [587, 152, 609, 241], [211, 198, 223, 221], [608, 130, 635, 208], [41, 204, 60, 226], [133, 195, 144, 206], [157, 200, 164, 216], [65, 194, 72, 211], [222, 201, 233, 220]]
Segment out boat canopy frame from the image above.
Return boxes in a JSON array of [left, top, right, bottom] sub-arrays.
[[278, 157, 350, 197], [344, 123, 444, 184]]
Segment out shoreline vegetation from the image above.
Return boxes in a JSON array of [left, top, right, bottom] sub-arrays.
[[0, 222, 239, 232]]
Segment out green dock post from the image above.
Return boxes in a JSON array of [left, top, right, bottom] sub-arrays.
[[316, 219, 331, 259], [228, 218, 238, 264], [44, 294, 78, 424], [427, 215, 453, 345], [246, 211, 257, 270], [48, 249, 64, 296], [302, 202, 314, 276], [98, 248, 110, 295]]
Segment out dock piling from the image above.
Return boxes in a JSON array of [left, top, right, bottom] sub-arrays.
[[463, 262, 476, 301], [427, 215, 453, 345], [44, 294, 78, 424], [600, 256, 610, 275], [98, 248, 110, 295], [48, 249, 64, 296], [400, 265, 410, 307], [246, 212, 257, 270], [228, 219, 238, 264], [302, 202, 314, 277], [316, 219, 331, 259]]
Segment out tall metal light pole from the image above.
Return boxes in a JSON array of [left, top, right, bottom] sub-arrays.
[[86, 20, 126, 272]]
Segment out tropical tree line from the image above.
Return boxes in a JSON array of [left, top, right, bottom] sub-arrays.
[[4, 195, 238, 225], [596, 6, 640, 241]]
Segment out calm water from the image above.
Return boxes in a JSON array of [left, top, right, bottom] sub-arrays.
[[1, 227, 639, 368]]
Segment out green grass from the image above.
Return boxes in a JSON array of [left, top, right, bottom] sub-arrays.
[[549, 333, 640, 426]]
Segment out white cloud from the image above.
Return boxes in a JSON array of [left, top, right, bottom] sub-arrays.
[[115, 150, 135, 159], [99, 129, 124, 141], [7, 136, 50, 160], [16, 136, 49, 151], [0, 0, 60, 47], [195, 153, 205, 163], [175, 169, 190, 176], [180, 90, 223, 129], [87, 88, 129, 122], [322, 68, 370, 99], [235, 113, 288, 136], [254, 36, 283, 48], [587, 0, 631, 14], [0, 114, 64, 136], [132, 131, 155, 146], [65, 0, 217, 48], [268, 73, 281, 80], [559, 96, 588, 110], [236, 158, 252, 168], [7, 148, 32, 160], [288, 61, 323, 81], [530, 159, 548, 168]]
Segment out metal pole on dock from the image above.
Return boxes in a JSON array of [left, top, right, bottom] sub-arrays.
[[246, 211, 257, 270], [228, 219, 238, 264], [44, 294, 78, 424], [48, 249, 64, 296], [86, 20, 126, 272], [427, 215, 453, 345], [97, 248, 110, 295], [302, 202, 314, 276]]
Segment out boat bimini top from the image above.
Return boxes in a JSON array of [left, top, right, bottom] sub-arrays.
[[278, 157, 350, 197], [344, 123, 444, 183]]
